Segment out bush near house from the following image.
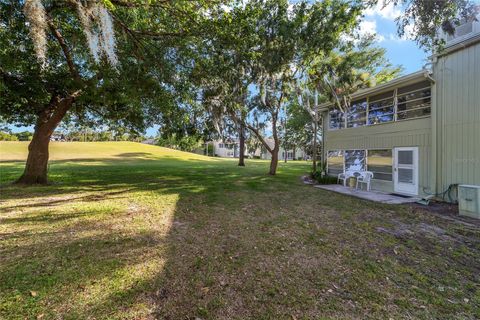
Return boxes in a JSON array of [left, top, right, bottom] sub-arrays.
[[312, 171, 338, 184]]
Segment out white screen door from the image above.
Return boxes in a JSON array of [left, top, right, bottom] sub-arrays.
[[394, 147, 418, 195]]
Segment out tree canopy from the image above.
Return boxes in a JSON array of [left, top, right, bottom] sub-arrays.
[[370, 0, 479, 49], [0, 0, 226, 183]]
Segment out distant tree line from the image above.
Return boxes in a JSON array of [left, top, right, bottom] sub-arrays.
[[0, 130, 33, 141], [0, 128, 147, 142]]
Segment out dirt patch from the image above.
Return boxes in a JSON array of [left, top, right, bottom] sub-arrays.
[[408, 201, 480, 227]]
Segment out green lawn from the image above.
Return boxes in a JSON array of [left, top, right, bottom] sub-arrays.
[[1, 142, 480, 319]]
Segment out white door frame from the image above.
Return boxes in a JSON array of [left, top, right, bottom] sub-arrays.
[[393, 147, 419, 196]]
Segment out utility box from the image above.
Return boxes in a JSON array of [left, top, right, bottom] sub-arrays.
[[458, 185, 480, 219]]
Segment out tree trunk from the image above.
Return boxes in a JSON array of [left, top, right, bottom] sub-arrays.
[[269, 114, 280, 175], [269, 146, 279, 175], [15, 94, 75, 185], [16, 129, 52, 184], [244, 114, 279, 175], [238, 124, 245, 166], [312, 120, 318, 173]]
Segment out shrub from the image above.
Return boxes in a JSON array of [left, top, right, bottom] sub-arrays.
[[0, 131, 19, 141], [311, 171, 337, 185]]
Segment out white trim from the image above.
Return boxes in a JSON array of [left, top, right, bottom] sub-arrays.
[[393, 147, 419, 196]]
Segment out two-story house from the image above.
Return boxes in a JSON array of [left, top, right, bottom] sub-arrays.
[[319, 16, 480, 201]]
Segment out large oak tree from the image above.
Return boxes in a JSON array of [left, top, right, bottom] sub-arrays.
[[0, 0, 223, 184]]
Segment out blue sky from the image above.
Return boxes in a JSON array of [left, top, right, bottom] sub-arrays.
[[359, 2, 428, 74]]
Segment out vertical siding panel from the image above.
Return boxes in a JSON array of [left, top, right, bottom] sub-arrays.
[[468, 45, 473, 183], [476, 44, 480, 185], [437, 41, 480, 193], [461, 51, 467, 183]]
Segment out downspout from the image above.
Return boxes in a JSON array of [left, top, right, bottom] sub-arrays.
[[423, 63, 437, 197], [321, 113, 326, 169]]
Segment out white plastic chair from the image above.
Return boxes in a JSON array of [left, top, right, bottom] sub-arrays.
[[356, 171, 374, 191], [337, 172, 347, 186], [338, 171, 356, 186]]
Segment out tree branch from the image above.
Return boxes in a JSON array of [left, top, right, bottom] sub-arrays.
[[47, 20, 82, 84], [46, 90, 82, 128], [245, 123, 273, 154]]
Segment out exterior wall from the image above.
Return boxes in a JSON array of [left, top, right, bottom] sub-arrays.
[[261, 147, 306, 160], [322, 115, 432, 196], [433, 40, 480, 196], [212, 142, 238, 158]]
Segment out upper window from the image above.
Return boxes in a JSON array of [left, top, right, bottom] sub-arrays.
[[397, 81, 431, 120], [346, 100, 367, 128], [219, 143, 224, 148], [368, 91, 394, 125], [329, 109, 345, 130]]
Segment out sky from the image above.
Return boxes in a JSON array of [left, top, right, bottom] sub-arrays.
[[359, 1, 428, 74], [7, 2, 429, 136]]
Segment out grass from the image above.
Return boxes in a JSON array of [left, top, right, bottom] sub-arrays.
[[1, 141, 480, 319]]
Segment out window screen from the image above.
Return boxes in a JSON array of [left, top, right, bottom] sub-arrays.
[[344, 150, 366, 172], [346, 100, 367, 128], [368, 91, 394, 125], [397, 81, 431, 120], [327, 150, 344, 175], [367, 149, 392, 181]]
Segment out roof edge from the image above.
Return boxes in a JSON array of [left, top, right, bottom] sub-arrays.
[[432, 33, 480, 58]]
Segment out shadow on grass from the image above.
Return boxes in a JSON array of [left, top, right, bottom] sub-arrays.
[[0, 189, 133, 211], [0, 158, 312, 318], [115, 152, 154, 158], [0, 219, 166, 318]]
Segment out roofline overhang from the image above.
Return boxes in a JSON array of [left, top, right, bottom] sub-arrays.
[[431, 32, 480, 59], [318, 70, 431, 112]]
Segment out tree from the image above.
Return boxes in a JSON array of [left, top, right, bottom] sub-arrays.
[[284, 101, 313, 161], [369, 0, 479, 49], [0, 131, 19, 141], [294, 85, 323, 172], [15, 131, 35, 141], [0, 0, 224, 184], [199, 0, 366, 175]]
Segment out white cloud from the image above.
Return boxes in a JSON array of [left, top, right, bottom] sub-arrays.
[[386, 24, 416, 42], [358, 20, 385, 42], [364, 1, 401, 21]]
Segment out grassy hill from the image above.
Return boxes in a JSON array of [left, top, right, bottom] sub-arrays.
[[0, 141, 213, 162]]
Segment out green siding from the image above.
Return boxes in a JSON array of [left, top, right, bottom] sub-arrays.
[[322, 116, 432, 196], [434, 41, 480, 195]]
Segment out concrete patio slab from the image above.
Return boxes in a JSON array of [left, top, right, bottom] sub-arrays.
[[314, 184, 420, 204]]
